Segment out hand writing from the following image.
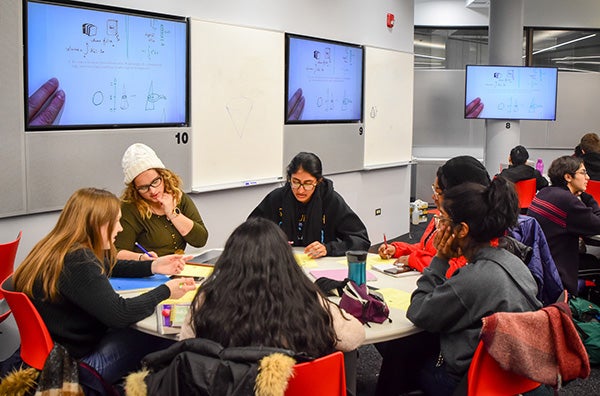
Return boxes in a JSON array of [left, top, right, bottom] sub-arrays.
[[378, 243, 396, 259]]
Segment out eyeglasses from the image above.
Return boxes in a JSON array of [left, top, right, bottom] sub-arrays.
[[431, 184, 442, 199], [433, 214, 452, 227], [290, 180, 318, 191], [136, 176, 162, 193], [575, 169, 588, 176]]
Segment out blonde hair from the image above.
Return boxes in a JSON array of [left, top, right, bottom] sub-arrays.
[[14, 188, 120, 301], [120, 168, 183, 219]]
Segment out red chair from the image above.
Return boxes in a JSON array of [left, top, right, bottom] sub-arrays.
[[586, 179, 600, 203], [0, 231, 22, 323], [467, 341, 541, 396], [285, 351, 346, 396], [514, 178, 537, 211], [0, 275, 54, 370]]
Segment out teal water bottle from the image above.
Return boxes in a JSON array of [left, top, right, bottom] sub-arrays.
[[346, 250, 368, 285]]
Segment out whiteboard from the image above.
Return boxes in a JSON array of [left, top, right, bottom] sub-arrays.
[[363, 47, 414, 168], [190, 20, 284, 191]]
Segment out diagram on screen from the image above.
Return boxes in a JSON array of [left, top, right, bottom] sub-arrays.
[[145, 81, 167, 111]]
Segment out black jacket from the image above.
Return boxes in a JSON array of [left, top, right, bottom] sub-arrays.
[[130, 338, 297, 396], [249, 178, 370, 256], [583, 152, 600, 181], [498, 164, 548, 191]]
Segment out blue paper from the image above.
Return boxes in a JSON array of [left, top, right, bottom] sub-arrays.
[[109, 274, 170, 291]]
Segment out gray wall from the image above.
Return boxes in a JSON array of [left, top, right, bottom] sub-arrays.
[[1, 0, 414, 265]]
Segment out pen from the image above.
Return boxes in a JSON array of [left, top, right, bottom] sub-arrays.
[[135, 242, 152, 257], [383, 233, 390, 259]]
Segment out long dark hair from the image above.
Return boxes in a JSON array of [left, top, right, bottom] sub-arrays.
[[189, 217, 337, 357], [442, 177, 519, 245]]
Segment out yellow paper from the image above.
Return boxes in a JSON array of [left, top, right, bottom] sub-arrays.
[[161, 288, 198, 304], [294, 253, 318, 268], [179, 265, 213, 278], [378, 288, 412, 311], [366, 255, 396, 269]]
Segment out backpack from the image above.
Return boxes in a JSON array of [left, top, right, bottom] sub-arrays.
[[339, 280, 391, 326], [568, 295, 600, 365]]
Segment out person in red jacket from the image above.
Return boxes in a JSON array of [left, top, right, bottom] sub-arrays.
[[378, 156, 491, 278]]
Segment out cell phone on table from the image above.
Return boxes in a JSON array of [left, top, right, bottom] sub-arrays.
[[384, 266, 412, 275]]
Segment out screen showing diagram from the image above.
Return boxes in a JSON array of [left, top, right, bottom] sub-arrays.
[[25, 0, 188, 130], [285, 34, 364, 123], [464, 65, 558, 121]]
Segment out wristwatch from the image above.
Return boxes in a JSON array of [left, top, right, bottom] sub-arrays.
[[170, 207, 181, 220]]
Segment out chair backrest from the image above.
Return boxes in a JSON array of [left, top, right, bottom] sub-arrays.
[[285, 351, 346, 396], [467, 341, 540, 396], [514, 178, 537, 210], [0, 231, 22, 300], [0, 275, 54, 370], [586, 179, 600, 203]]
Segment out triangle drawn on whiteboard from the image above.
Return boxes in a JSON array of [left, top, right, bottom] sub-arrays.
[[225, 97, 253, 138]]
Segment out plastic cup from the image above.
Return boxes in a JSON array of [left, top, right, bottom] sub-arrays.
[[346, 250, 368, 285]]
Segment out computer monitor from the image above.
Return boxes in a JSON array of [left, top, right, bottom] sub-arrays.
[[464, 65, 558, 121], [285, 33, 364, 124], [24, 0, 189, 131]]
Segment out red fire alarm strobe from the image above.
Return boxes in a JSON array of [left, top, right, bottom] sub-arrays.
[[386, 13, 395, 28]]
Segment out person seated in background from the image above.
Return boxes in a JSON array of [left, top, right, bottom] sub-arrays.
[[12, 188, 196, 385], [378, 155, 490, 277], [579, 132, 600, 180], [498, 145, 548, 190], [115, 143, 208, 260], [179, 217, 365, 391], [249, 152, 370, 258], [528, 155, 600, 296], [406, 177, 541, 396]]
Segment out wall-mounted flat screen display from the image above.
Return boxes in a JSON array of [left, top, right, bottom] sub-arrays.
[[285, 33, 364, 124], [24, 0, 189, 130], [464, 65, 558, 121]]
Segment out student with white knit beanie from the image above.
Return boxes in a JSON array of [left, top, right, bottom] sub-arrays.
[[115, 143, 208, 260]]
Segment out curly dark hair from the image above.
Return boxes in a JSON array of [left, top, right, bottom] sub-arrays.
[[441, 177, 519, 245], [189, 217, 339, 357]]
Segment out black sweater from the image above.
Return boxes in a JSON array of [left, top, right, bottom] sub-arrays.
[[31, 248, 170, 358], [498, 164, 548, 191], [249, 178, 370, 256]]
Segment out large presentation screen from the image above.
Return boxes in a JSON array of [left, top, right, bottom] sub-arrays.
[[285, 33, 364, 124], [24, 0, 189, 130], [464, 65, 558, 121]]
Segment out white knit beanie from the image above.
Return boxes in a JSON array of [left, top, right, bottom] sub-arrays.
[[122, 143, 166, 184]]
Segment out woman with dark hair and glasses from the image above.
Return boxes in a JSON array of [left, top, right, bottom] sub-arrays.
[[115, 143, 208, 260], [378, 155, 490, 277], [249, 152, 369, 258], [528, 155, 600, 295], [407, 177, 541, 396]]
